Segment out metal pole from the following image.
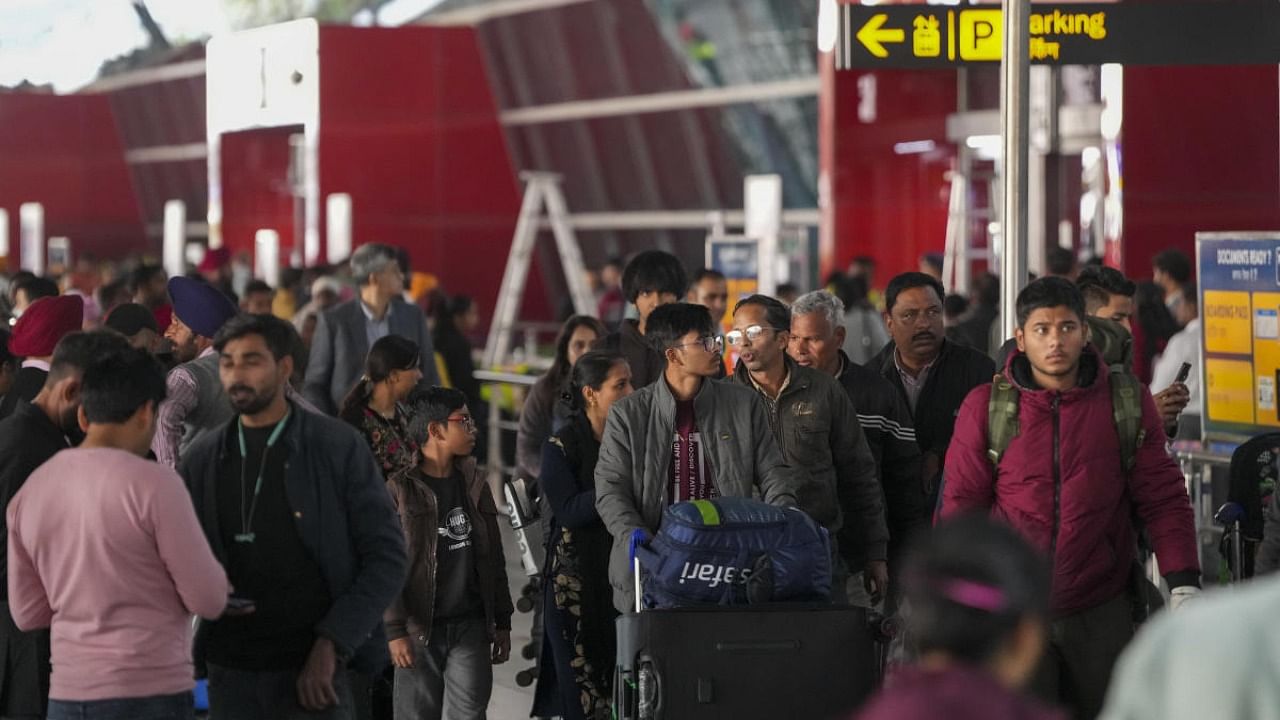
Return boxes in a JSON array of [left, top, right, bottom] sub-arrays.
[[1000, 0, 1031, 341]]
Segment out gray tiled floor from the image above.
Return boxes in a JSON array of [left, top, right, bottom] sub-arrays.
[[490, 524, 540, 719]]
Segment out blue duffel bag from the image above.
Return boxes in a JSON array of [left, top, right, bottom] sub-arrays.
[[632, 497, 831, 609]]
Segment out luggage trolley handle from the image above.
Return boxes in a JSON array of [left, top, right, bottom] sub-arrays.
[[630, 528, 650, 614]]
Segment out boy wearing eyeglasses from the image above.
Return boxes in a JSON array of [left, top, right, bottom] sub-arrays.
[[384, 387, 514, 720], [595, 303, 802, 613]]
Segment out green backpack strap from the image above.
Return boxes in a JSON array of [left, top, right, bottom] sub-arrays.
[[987, 376, 1021, 466], [1108, 371, 1146, 472]]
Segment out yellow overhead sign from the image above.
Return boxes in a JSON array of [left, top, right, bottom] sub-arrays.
[[850, 8, 1109, 63]]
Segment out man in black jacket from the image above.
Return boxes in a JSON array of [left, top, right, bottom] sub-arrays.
[[870, 273, 995, 513], [0, 331, 130, 720], [790, 290, 926, 603], [592, 250, 688, 388], [181, 315, 407, 720]]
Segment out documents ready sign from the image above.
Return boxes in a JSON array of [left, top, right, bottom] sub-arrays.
[[1198, 233, 1280, 441]]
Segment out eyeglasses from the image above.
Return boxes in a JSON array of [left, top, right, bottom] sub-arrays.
[[674, 335, 724, 353], [446, 415, 477, 432], [725, 325, 780, 347]]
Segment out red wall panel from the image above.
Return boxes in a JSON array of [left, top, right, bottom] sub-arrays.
[[0, 93, 144, 269], [1119, 65, 1280, 278], [218, 126, 299, 259], [821, 59, 957, 288], [316, 26, 526, 325]]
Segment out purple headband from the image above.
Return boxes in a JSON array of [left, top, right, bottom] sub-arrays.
[[937, 578, 1008, 613]]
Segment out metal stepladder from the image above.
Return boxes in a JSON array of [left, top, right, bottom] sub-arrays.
[[483, 171, 596, 367], [482, 172, 595, 694]]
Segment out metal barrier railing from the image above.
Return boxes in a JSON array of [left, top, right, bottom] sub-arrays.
[[474, 368, 541, 501], [1175, 447, 1233, 540]]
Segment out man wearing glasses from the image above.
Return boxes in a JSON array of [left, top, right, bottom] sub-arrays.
[[595, 303, 801, 613], [869, 273, 995, 513], [729, 294, 889, 604]]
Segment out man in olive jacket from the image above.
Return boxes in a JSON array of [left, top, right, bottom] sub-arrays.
[[595, 303, 801, 613], [730, 294, 889, 603]]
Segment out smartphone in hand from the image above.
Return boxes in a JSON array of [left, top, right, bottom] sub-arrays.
[[1175, 362, 1192, 384]]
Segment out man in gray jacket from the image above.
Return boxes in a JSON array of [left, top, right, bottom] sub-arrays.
[[595, 303, 801, 613], [304, 243, 439, 414], [730, 294, 889, 603]]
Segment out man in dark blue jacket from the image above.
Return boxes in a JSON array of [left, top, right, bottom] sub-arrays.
[[181, 314, 407, 720]]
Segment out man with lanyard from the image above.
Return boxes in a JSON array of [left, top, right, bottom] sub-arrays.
[[181, 314, 406, 719]]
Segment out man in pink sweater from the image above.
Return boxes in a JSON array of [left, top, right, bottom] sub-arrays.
[[7, 347, 230, 720]]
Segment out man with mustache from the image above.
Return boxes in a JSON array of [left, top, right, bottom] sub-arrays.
[[870, 273, 995, 512], [0, 331, 131, 720], [151, 276, 240, 468], [180, 314, 407, 719]]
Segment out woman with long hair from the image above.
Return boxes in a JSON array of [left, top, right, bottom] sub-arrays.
[[857, 516, 1061, 720], [531, 350, 633, 720], [340, 335, 423, 480], [515, 315, 607, 482]]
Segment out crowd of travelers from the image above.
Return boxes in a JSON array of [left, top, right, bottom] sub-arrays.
[[0, 240, 1264, 720]]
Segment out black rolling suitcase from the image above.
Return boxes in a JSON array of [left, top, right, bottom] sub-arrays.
[[614, 558, 877, 720]]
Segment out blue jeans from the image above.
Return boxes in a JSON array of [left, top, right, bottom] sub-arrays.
[[393, 618, 492, 720], [46, 692, 193, 720]]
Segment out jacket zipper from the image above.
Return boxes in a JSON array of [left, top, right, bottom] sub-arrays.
[[1049, 394, 1062, 563]]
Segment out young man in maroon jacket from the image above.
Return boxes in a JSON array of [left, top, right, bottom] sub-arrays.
[[940, 277, 1199, 720]]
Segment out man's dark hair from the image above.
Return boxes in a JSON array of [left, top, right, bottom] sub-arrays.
[[129, 264, 165, 294], [1076, 266, 1136, 314], [733, 294, 791, 332], [621, 250, 688, 304], [213, 314, 298, 361], [405, 386, 469, 445], [689, 268, 726, 286], [972, 272, 1000, 308], [885, 272, 946, 313], [1015, 277, 1086, 327], [1153, 249, 1192, 285], [81, 347, 167, 424], [944, 294, 969, 319], [47, 331, 132, 384], [13, 275, 58, 303], [1046, 247, 1076, 277], [244, 279, 274, 296], [603, 257, 625, 272], [645, 303, 715, 354]]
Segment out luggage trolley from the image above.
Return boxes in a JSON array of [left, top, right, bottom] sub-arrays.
[[615, 534, 878, 720], [1215, 433, 1280, 582]]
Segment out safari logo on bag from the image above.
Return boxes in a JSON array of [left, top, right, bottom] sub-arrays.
[[677, 561, 752, 589]]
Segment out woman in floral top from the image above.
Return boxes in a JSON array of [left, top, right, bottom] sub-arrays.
[[340, 335, 423, 480]]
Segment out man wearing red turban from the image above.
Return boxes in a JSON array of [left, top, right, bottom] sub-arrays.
[[0, 295, 83, 421]]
